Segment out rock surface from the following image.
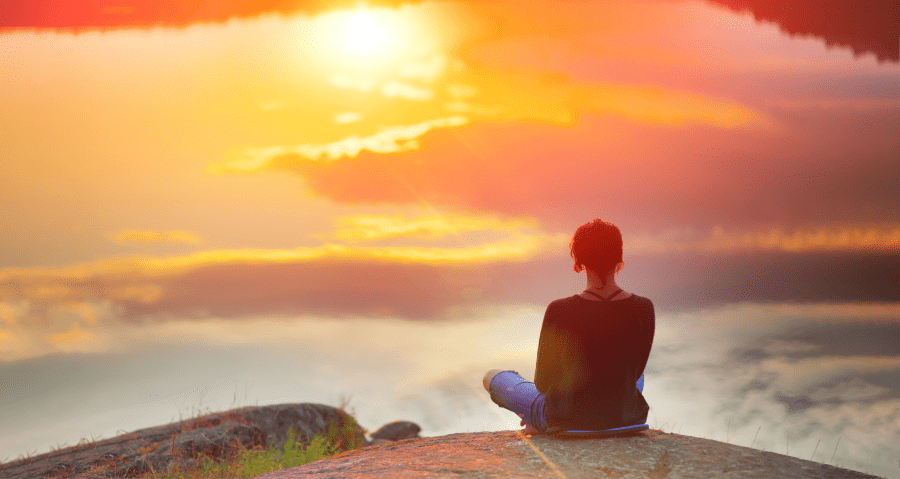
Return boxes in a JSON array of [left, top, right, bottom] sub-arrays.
[[2, 406, 881, 479], [254, 430, 881, 479], [0, 403, 367, 478]]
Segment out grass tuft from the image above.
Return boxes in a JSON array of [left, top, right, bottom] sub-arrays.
[[133, 388, 364, 479], [138, 423, 354, 479]]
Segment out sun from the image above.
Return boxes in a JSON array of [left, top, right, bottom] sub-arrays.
[[346, 11, 383, 53], [301, 6, 431, 70]]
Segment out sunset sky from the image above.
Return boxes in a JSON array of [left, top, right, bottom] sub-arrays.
[[1, 0, 898, 476]]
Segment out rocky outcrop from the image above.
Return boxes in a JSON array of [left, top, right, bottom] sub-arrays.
[[2, 406, 880, 479], [254, 430, 881, 479], [367, 421, 421, 444], [0, 403, 379, 478]]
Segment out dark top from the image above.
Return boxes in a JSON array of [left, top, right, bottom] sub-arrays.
[[535, 293, 655, 432]]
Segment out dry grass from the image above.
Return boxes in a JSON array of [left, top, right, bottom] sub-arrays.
[[0, 386, 364, 479]]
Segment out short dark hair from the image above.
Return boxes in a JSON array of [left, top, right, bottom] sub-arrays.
[[569, 219, 623, 278]]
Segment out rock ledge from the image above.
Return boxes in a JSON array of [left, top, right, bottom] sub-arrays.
[[255, 430, 881, 479]]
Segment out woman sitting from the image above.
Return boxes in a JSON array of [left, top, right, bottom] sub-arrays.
[[484, 219, 655, 435]]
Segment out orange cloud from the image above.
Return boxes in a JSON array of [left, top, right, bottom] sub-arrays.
[[331, 214, 541, 242], [213, 117, 468, 174], [0, 0, 424, 31], [448, 69, 767, 128], [0, 238, 896, 362], [0, 303, 16, 326], [113, 230, 203, 245], [0, 210, 571, 333], [48, 325, 97, 351], [204, 98, 898, 236], [381, 81, 434, 101], [581, 83, 762, 128], [628, 225, 900, 254], [765, 98, 900, 112], [215, 43, 767, 177], [0, 230, 564, 312], [4, 236, 560, 284], [2, 223, 892, 322]]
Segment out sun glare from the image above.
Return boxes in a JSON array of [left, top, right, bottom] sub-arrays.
[[347, 11, 383, 53], [297, 5, 451, 73]]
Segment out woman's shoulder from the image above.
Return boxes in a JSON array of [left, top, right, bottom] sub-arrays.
[[624, 293, 655, 311], [562, 292, 652, 303], [547, 293, 654, 309], [627, 293, 653, 304], [546, 295, 580, 310], [552, 294, 596, 305]]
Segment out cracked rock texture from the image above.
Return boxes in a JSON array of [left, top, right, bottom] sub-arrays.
[[254, 430, 881, 479]]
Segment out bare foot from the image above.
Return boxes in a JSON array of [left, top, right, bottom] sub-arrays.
[[483, 369, 504, 391], [520, 420, 541, 436]]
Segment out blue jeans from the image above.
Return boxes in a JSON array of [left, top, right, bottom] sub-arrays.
[[487, 371, 645, 433]]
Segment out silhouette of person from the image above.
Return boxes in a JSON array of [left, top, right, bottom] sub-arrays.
[[484, 219, 655, 434]]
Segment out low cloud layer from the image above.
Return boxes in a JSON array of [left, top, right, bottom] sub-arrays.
[[1, 302, 897, 476], [1, 241, 896, 364], [645, 303, 900, 477], [1, 218, 896, 333]]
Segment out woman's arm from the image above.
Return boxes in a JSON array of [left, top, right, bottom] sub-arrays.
[[534, 302, 565, 393]]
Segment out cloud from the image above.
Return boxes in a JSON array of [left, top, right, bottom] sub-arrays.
[[209, 111, 898, 233], [627, 224, 900, 254], [0, 228, 567, 328], [765, 98, 900, 112], [47, 324, 98, 352], [446, 70, 768, 128], [334, 112, 363, 124], [11, 213, 898, 336], [762, 356, 900, 398], [0, 241, 895, 337], [705, 0, 899, 63], [212, 116, 468, 174], [3, 300, 899, 475], [226, 47, 769, 183], [328, 216, 899, 254], [112, 230, 203, 245], [4, 0, 893, 66], [1, 236, 561, 284], [331, 214, 541, 242], [630, 250, 900, 310], [640, 302, 900, 477], [381, 81, 434, 101], [0, 303, 17, 326], [398, 55, 449, 82], [0, 0, 425, 31]]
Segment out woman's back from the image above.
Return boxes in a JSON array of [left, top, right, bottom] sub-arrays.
[[535, 293, 655, 432], [483, 218, 655, 435]]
